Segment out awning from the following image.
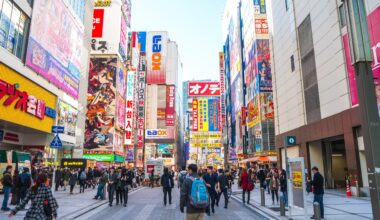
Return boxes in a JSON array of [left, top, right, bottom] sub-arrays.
[[239, 156, 277, 164]]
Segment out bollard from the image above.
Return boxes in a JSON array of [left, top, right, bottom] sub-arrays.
[[313, 202, 321, 220], [280, 198, 286, 216], [356, 180, 360, 197], [260, 188, 265, 206]]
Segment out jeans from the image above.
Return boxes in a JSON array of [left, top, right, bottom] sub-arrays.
[[70, 184, 75, 193], [2, 186, 11, 209], [313, 194, 324, 218], [20, 187, 28, 201], [163, 187, 172, 205], [266, 180, 270, 194], [217, 188, 228, 208], [116, 188, 123, 205], [95, 184, 105, 199], [123, 185, 129, 205], [282, 191, 288, 207], [108, 185, 115, 205], [271, 189, 279, 203], [79, 180, 85, 193], [242, 190, 250, 203]]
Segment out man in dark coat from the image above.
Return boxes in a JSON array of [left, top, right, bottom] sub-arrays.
[[311, 166, 324, 219], [161, 167, 174, 206]]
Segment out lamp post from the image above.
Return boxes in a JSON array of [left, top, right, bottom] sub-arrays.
[[344, 0, 380, 217]]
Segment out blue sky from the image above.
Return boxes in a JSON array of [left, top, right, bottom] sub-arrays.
[[131, 0, 226, 82]]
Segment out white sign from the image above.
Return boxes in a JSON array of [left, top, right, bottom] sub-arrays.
[[125, 71, 135, 145]]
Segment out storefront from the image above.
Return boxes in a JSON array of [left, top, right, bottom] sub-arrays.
[[82, 150, 126, 167]]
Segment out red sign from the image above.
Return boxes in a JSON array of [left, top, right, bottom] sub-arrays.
[[188, 82, 220, 96], [255, 18, 268, 36], [219, 52, 226, 130], [192, 99, 198, 131], [166, 85, 175, 126], [92, 9, 104, 38]]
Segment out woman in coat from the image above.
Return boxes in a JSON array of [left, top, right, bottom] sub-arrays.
[[269, 172, 280, 205], [240, 168, 253, 204], [69, 169, 78, 194], [9, 173, 58, 220]]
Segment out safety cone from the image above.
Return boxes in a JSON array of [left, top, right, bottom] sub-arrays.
[[346, 180, 352, 197]]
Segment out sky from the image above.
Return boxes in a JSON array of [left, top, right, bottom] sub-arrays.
[[131, 0, 226, 82]]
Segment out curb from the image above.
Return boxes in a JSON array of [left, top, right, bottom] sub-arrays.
[[230, 194, 282, 220], [61, 187, 146, 220]]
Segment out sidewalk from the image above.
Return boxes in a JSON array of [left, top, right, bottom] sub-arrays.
[[0, 185, 143, 220], [231, 184, 373, 220]]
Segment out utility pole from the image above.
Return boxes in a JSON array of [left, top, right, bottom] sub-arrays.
[[344, 0, 380, 217]]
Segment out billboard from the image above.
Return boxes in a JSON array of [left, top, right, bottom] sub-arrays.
[[208, 99, 219, 131], [203, 147, 222, 165], [247, 96, 260, 129], [166, 85, 175, 126], [138, 32, 147, 53], [192, 99, 198, 131], [157, 144, 174, 157], [57, 101, 78, 137], [116, 68, 127, 99], [157, 108, 166, 120], [219, 52, 226, 130], [85, 58, 116, 150], [126, 145, 134, 161], [125, 71, 135, 145], [188, 82, 221, 96], [136, 67, 146, 149], [146, 31, 168, 84], [145, 129, 175, 139], [231, 75, 243, 122], [113, 132, 123, 153], [116, 95, 125, 130], [198, 99, 209, 131], [26, 0, 83, 99], [257, 39, 272, 92], [260, 93, 274, 121]]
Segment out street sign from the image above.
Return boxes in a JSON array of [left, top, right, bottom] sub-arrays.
[[52, 126, 65, 134], [286, 136, 297, 146], [50, 135, 62, 148], [52, 126, 64, 134]]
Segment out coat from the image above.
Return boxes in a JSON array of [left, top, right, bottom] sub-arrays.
[[161, 173, 174, 189], [69, 172, 78, 186], [312, 172, 324, 195], [240, 172, 252, 191], [269, 176, 280, 191]]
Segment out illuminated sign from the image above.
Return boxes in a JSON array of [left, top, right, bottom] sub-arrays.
[[152, 35, 162, 70], [125, 71, 135, 145], [145, 129, 174, 139], [61, 159, 87, 168], [188, 82, 221, 96]]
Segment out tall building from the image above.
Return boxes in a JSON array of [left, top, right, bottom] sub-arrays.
[[0, 0, 92, 167], [269, 0, 380, 196]]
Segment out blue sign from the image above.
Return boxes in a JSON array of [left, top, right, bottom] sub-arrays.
[[50, 135, 62, 148], [45, 107, 56, 118], [52, 126, 65, 134]]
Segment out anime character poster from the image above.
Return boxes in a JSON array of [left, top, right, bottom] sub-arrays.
[[256, 39, 272, 92], [84, 58, 117, 150], [116, 68, 127, 98], [116, 95, 126, 130]]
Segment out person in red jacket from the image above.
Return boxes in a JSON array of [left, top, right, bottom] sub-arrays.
[[240, 168, 254, 204]]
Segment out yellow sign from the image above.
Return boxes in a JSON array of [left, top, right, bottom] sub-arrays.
[[163, 158, 175, 166], [191, 133, 222, 139], [198, 99, 208, 131], [192, 143, 222, 147], [292, 171, 303, 189], [0, 64, 56, 133]]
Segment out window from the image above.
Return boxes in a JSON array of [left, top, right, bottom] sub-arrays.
[[285, 0, 289, 11], [0, 0, 30, 60], [339, 4, 347, 28], [290, 55, 295, 72]]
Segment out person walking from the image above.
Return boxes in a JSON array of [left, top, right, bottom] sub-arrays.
[[115, 167, 123, 206], [311, 166, 324, 219], [108, 167, 118, 207], [62, 168, 70, 191], [203, 166, 218, 215], [149, 169, 155, 188], [265, 169, 272, 194], [19, 167, 32, 202], [178, 166, 188, 189], [78, 168, 87, 193], [69, 169, 78, 194], [279, 169, 288, 206], [161, 167, 174, 206], [269, 172, 280, 205], [1, 165, 13, 211], [9, 173, 58, 220], [216, 169, 228, 209], [94, 170, 108, 200], [54, 167, 62, 192], [11, 170, 21, 206], [257, 168, 266, 189], [121, 169, 130, 207], [240, 168, 253, 204], [180, 164, 207, 220]]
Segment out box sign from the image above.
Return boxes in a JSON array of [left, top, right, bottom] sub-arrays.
[[0, 64, 56, 133], [61, 159, 87, 169], [188, 82, 220, 96], [146, 32, 168, 84], [92, 9, 105, 38], [145, 129, 174, 139], [82, 154, 114, 162]]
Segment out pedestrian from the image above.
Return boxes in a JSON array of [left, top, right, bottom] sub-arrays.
[[120, 169, 129, 207], [266, 168, 272, 194], [216, 169, 228, 209], [78, 168, 87, 193], [108, 167, 118, 207], [161, 167, 174, 206], [180, 164, 208, 220], [87, 167, 94, 189], [178, 166, 188, 189], [63, 168, 70, 191], [311, 166, 324, 219], [279, 169, 288, 206], [19, 167, 32, 202], [69, 169, 78, 194], [1, 165, 13, 211], [54, 167, 62, 191], [240, 168, 253, 204], [9, 173, 58, 220], [94, 170, 108, 200], [149, 169, 155, 188], [11, 170, 21, 206], [115, 167, 123, 206], [270, 172, 280, 205], [203, 166, 217, 215], [257, 168, 266, 189]]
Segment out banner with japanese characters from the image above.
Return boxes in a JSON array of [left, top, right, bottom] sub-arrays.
[[198, 99, 209, 131], [192, 99, 198, 131], [188, 82, 221, 97], [125, 71, 135, 145], [166, 85, 175, 126], [136, 56, 146, 149], [208, 98, 219, 131]]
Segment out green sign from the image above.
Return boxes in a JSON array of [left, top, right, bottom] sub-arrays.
[[286, 136, 297, 146], [82, 154, 114, 162]]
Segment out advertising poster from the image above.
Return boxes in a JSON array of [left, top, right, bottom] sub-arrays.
[[116, 68, 127, 99], [126, 146, 134, 161], [26, 0, 83, 99], [192, 99, 198, 131], [289, 159, 306, 209], [230, 75, 243, 122], [198, 99, 209, 132], [208, 99, 219, 131], [146, 31, 168, 84], [84, 58, 116, 150], [247, 96, 260, 128], [254, 14, 269, 39], [253, 0, 266, 14], [136, 149, 143, 168], [125, 71, 135, 145], [92, 9, 104, 38], [157, 108, 166, 120], [257, 39, 272, 92], [138, 32, 147, 53], [113, 132, 123, 154], [228, 12, 242, 83], [188, 82, 221, 97], [119, 13, 128, 60], [157, 144, 174, 157], [166, 85, 175, 126], [58, 101, 78, 137], [260, 93, 274, 120], [116, 95, 125, 130]]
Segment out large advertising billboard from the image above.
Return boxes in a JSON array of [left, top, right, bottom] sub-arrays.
[[125, 71, 135, 145], [85, 58, 116, 150], [26, 0, 83, 99], [58, 101, 78, 137], [146, 31, 168, 84], [257, 39, 272, 92], [219, 52, 226, 130], [116, 95, 125, 130], [198, 98, 209, 131], [208, 98, 219, 131], [188, 82, 221, 97], [166, 85, 175, 126]]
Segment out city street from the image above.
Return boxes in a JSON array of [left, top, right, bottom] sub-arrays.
[[77, 186, 268, 220]]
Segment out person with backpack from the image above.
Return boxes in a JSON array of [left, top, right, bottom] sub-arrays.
[[203, 166, 218, 215], [180, 164, 208, 220], [216, 169, 229, 209], [78, 168, 87, 193], [178, 166, 188, 189], [161, 167, 174, 206], [19, 167, 32, 201], [1, 165, 13, 211], [69, 169, 78, 194]]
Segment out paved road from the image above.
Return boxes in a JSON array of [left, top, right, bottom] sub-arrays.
[[77, 186, 268, 220]]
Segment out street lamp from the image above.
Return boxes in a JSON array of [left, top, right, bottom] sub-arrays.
[[344, 0, 380, 217]]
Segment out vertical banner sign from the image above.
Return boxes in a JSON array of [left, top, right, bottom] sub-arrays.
[[146, 32, 168, 84], [198, 99, 209, 131], [137, 55, 146, 149], [125, 71, 135, 145], [166, 85, 175, 126], [92, 9, 104, 38], [208, 99, 219, 131], [219, 52, 226, 130], [192, 99, 198, 131]]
